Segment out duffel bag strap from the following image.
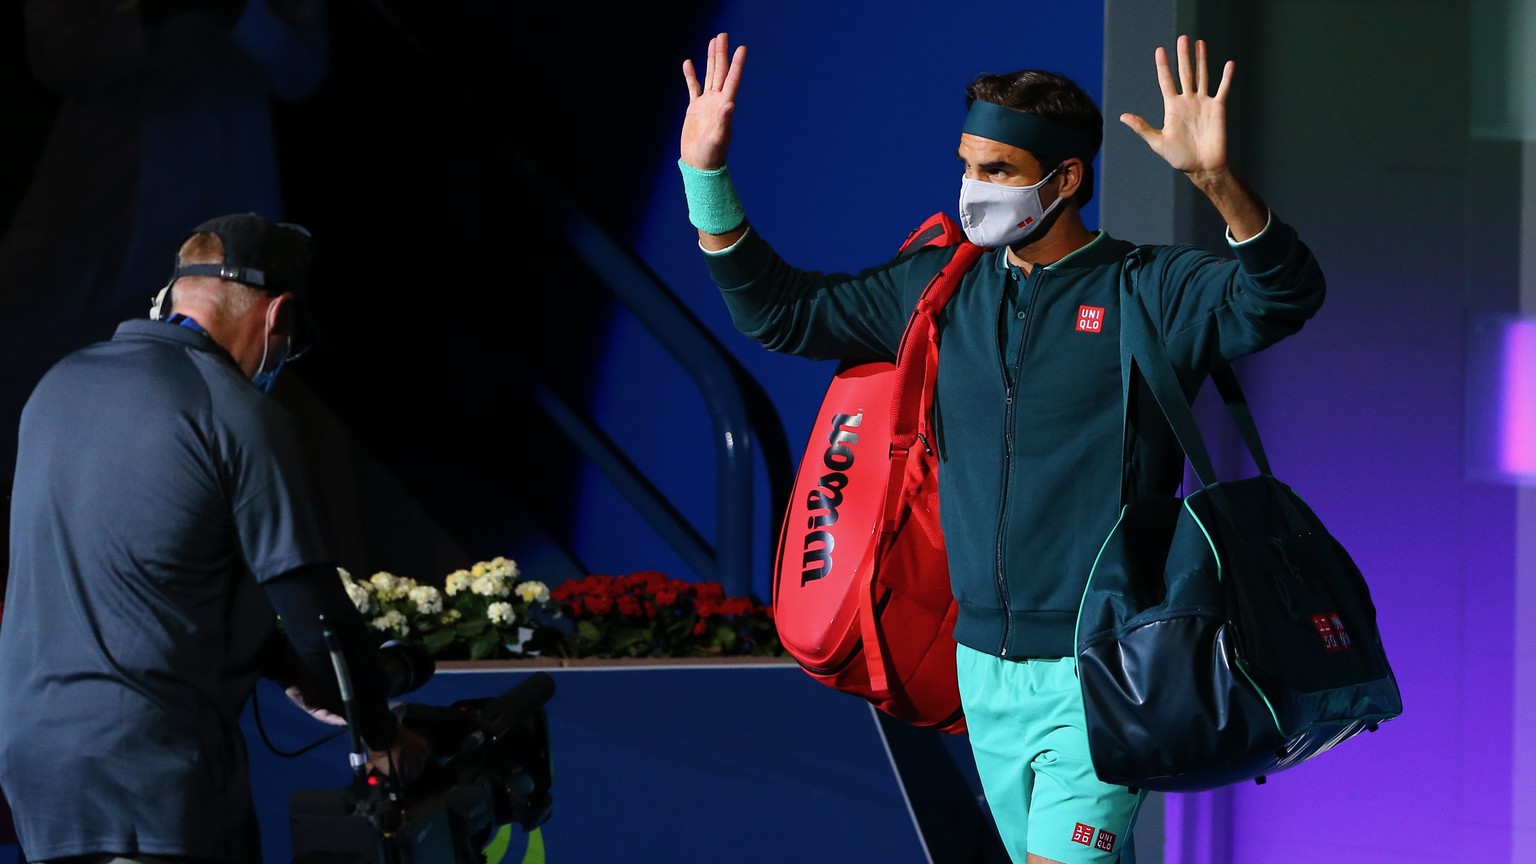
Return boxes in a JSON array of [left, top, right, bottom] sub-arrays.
[[1120, 287, 1274, 489]]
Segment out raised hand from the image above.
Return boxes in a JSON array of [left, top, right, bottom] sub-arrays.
[[1120, 35, 1232, 180], [680, 32, 746, 171]]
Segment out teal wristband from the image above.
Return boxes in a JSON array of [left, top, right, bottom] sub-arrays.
[[678, 159, 746, 235]]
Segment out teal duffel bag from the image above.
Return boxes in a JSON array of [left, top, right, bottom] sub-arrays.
[[1075, 285, 1403, 793]]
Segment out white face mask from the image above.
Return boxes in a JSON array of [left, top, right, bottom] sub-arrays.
[[957, 164, 1064, 248]]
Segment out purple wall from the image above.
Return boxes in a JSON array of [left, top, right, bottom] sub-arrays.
[[1170, 4, 1525, 862]]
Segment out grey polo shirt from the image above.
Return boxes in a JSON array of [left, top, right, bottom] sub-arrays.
[[0, 318, 332, 862]]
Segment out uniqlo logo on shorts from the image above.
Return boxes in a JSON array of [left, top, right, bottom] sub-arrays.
[[1076, 305, 1105, 333], [1071, 822, 1095, 846], [1312, 612, 1353, 653], [1095, 829, 1118, 852]]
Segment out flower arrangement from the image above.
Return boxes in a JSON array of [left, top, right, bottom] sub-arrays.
[[544, 570, 781, 659], [338, 561, 782, 661], [339, 557, 556, 661]]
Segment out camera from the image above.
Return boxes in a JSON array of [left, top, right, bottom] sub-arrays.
[[289, 668, 555, 864]]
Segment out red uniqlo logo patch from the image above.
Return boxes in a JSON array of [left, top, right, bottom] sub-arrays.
[[1312, 612, 1353, 653], [1076, 305, 1105, 333], [1095, 829, 1118, 852], [1071, 822, 1095, 846]]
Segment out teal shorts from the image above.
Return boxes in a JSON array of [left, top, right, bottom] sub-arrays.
[[956, 644, 1145, 863]]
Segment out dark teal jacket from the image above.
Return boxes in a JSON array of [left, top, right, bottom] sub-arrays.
[[705, 216, 1326, 658]]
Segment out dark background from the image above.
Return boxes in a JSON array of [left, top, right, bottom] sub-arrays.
[[0, 0, 727, 591]]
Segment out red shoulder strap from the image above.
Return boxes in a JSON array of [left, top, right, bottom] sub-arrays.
[[897, 211, 967, 257], [889, 214, 983, 453], [858, 213, 980, 695]]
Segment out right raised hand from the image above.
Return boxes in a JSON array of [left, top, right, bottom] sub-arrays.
[[1119, 34, 1233, 182], [680, 32, 746, 171]]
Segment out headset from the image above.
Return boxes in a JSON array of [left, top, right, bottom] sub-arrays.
[[149, 281, 173, 321]]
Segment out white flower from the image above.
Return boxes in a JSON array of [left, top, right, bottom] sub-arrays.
[[472, 556, 519, 579], [515, 580, 550, 604], [408, 584, 443, 616], [369, 571, 404, 600], [344, 580, 374, 614], [444, 569, 471, 597], [371, 609, 408, 637], [336, 566, 353, 583], [471, 572, 509, 598], [467, 559, 516, 597], [487, 601, 516, 626]]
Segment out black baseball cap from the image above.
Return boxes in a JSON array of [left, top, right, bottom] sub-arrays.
[[166, 212, 323, 357], [172, 212, 315, 297]]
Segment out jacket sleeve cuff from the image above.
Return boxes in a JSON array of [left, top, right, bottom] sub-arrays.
[[702, 226, 776, 290], [1226, 209, 1301, 272], [1225, 208, 1274, 248]]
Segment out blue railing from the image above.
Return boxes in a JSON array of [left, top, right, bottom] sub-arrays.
[[512, 151, 773, 599]]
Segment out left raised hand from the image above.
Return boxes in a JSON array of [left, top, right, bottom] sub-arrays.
[[1120, 34, 1232, 181]]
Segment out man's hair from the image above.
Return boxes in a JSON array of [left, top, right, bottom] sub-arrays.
[[965, 70, 1103, 206], [170, 233, 266, 319]]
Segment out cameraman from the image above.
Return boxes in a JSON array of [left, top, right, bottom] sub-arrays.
[[0, 213, 428, 864]]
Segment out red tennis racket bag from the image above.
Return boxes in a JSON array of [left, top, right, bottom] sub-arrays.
[[770, 213, 981, 735]]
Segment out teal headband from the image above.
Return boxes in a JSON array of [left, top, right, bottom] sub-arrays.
[[961, 100, 1098, 162]]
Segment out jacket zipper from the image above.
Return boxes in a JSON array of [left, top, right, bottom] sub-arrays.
[[994, 266, 1044, 656]]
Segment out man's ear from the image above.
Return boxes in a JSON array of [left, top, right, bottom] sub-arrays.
[[1055, 157, 1085, 201], [268, 292, 297, 336]]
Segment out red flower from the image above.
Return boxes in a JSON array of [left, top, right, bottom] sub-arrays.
[[546, 571, 782, 659]]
